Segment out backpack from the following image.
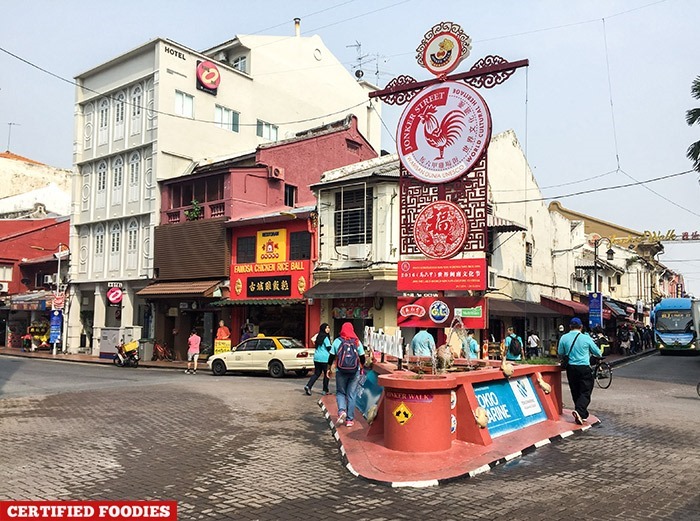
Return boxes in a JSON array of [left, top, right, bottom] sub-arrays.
[[336, 337, 360, 373], [508, 335, 522, 357]]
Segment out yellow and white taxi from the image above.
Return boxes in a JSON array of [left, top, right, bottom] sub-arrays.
[[207, 335, 314, 378]]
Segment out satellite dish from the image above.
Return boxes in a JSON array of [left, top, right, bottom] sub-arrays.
[[355, 69, 364, 79]]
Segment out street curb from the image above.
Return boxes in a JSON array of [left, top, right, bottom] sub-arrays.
[[318, 399, 600, 488], [0, 350, 188, 371], [607, 349, 657, 368]]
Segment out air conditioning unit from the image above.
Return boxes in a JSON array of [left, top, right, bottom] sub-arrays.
[[0, 282, 8, 293], [347, 243, 369, 260], [268, 166, 285, 181], [488, 267, 498, 290], [215, 51, 228, 63], [43, 274, 56, 285]]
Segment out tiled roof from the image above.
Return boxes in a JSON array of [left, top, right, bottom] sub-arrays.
[[0, 151, 45, 166]]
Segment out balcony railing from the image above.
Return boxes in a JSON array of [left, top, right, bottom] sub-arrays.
[[163, 200, 227, 224]]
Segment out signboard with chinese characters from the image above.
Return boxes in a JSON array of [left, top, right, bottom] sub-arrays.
[[246, 276, 292, 298], [397, 258, 486, 291], [397, 296, 487, 329]]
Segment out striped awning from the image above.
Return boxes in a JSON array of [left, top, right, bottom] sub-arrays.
[[487, 214, 527, 232]]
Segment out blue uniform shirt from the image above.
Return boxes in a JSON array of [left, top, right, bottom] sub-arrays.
[[330, 337, 365, 356], [557, 329, 602, 366], [504, 334, 523, 361], [313, 336, 332, 363], [462, 337, 479, 358], [411, 330, 435, 357]]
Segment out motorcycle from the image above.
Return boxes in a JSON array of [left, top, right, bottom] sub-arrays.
[[114, 339, 140, 368]]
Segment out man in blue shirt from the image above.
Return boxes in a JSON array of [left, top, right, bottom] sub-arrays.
[[558, 317, 602, 425], [461, 330, 480, 360], [411, 328, 435, 357]]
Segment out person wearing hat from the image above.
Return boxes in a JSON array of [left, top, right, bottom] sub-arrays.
[[557, 317, 602, 425]]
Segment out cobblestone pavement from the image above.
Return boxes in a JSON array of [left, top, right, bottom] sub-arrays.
[[0, 359, 698, 520]]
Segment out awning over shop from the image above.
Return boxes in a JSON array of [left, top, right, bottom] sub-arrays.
[[540, 296, 589, 316], [211, 298, 304, 306], [604, 301, 628, 317], [304, 279, 399, 299], [136, 280, 222, 298], [487, 214, 527, 232], [488, 298, 560, 317], [10, 290, 54, 310]]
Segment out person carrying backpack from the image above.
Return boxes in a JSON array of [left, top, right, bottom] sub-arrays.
[[327, 322, 366, 428], [504, 326, 523, 361]]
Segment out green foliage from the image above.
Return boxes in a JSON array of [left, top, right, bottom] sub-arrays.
[[520, 356, 559, 365], [686, 75, 700, 172], [184, 199, 203, 221]]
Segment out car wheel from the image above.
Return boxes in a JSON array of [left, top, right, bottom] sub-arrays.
[[212, 359, 227, 376], [269, 360, 285, 378], [295, 369, 310, 377]]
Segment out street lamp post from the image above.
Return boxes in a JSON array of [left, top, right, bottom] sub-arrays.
[[593, 237, 615, 293]]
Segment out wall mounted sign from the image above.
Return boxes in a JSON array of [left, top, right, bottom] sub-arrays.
[[106, 282, 123, 307], [196, 60, 221, 95], [256, 229, 287, 263], [246, 276, 292, 298], [415, 21, 472, 76], [397, 296, 487, 329], [588, 292, 603, 329], [397, 258, 486, 291], [413, 200, 468, 259], [397, 81, 491, 183]]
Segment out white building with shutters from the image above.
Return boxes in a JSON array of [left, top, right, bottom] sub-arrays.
[[67, 26, 381, 354]]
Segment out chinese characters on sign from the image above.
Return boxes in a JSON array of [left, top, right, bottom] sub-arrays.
[[397, 258, 486, 291], [247, 276, 292, 298]]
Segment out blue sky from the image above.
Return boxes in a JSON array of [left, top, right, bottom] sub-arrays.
[[1, 0, 699, 293]]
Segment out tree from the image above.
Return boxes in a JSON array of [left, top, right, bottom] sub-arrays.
[[686, 75, 700, 172]]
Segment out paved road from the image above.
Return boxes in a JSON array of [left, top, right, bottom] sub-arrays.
[[0, 355, 698, 520]]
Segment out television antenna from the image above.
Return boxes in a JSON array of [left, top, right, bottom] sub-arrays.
[[6, 122, 20, 151]]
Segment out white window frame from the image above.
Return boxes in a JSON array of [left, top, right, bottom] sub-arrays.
[[94, 224, 105, 272], [0, 263, 12, 281], [232, 55, 247, 73], [215, 105, 240, 132], [109, 222, 121, 271], [128, 152, 141, 202], [96, 161, 107, 208], [126, 219, 138, 270], [83, 103, 93, 150], [81, 165, 91, 211], [98, 99, 109, 145], [112, 157, 123, 206], [175, 90, 194, 119], [114, 92, 125, 140], [130, 85, 142, 135], [256, 119, 278, 141]]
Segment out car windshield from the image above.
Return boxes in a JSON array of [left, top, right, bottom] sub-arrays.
[[655, 310, 693, 332], [278, 338, 305, 349]]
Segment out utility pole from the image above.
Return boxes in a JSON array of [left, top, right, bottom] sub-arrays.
[[6, 122, 20, 151]]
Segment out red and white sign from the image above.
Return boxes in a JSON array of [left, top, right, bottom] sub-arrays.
[[52, 293, 65, 310], [397, 81, 491, 183], [413, 200, 468, 259], [106, 286, 123, 306], [416, 22, 471, 76], [397, 296, 487, 329], [196, 60, 221, 90], [397, 258, 486, 291]]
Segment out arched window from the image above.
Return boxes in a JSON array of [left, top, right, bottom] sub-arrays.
[[114, 92, 126, 140], [112, 156, 123, 206], [130, 85, 142, 135], [96, 161, 107, 208], [109, 222, 121, 271], [94, 224, 105, 272], [98, 98, 109, 145], [126, 219, 138, 270], [81, 165, 91, 211], [84, 102, 94, 150], [128, 151, 141, 202]]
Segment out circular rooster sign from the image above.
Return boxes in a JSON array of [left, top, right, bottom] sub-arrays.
[[413, 200, 468, 259], [397, 81, 491, 184]]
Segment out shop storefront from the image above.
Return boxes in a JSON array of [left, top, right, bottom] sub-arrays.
[[7, 291, 54, 350]]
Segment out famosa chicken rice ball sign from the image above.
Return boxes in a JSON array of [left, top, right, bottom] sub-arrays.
[[397, 81, 491, 183]]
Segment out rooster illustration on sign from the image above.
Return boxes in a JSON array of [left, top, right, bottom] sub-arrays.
[[418, 104, 465, 160]]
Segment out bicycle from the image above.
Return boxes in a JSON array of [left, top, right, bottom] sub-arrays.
[[152, 340, 173, 361], [696, 381, 700, 398], [591, 357, 613, 389]]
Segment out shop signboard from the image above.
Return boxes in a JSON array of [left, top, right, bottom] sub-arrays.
[[588, 292, 603, 329], [397, 296, 487, 329], [397, 258, 486, 291], [106, 282, 123, 307], [214, 339, 231, 355], [472, 376, 548, 438], [49, 310, 62, 344]]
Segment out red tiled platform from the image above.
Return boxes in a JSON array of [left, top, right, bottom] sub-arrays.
[[319, 395, 599, 488]]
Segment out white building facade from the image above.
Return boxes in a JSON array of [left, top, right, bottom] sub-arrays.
[[67, 30, 381, 354]]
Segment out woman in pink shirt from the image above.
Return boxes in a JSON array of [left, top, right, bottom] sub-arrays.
[[185, 329, 201, 375]]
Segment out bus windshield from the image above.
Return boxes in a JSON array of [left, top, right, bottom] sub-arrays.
[[654, 310, 693, 333]]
